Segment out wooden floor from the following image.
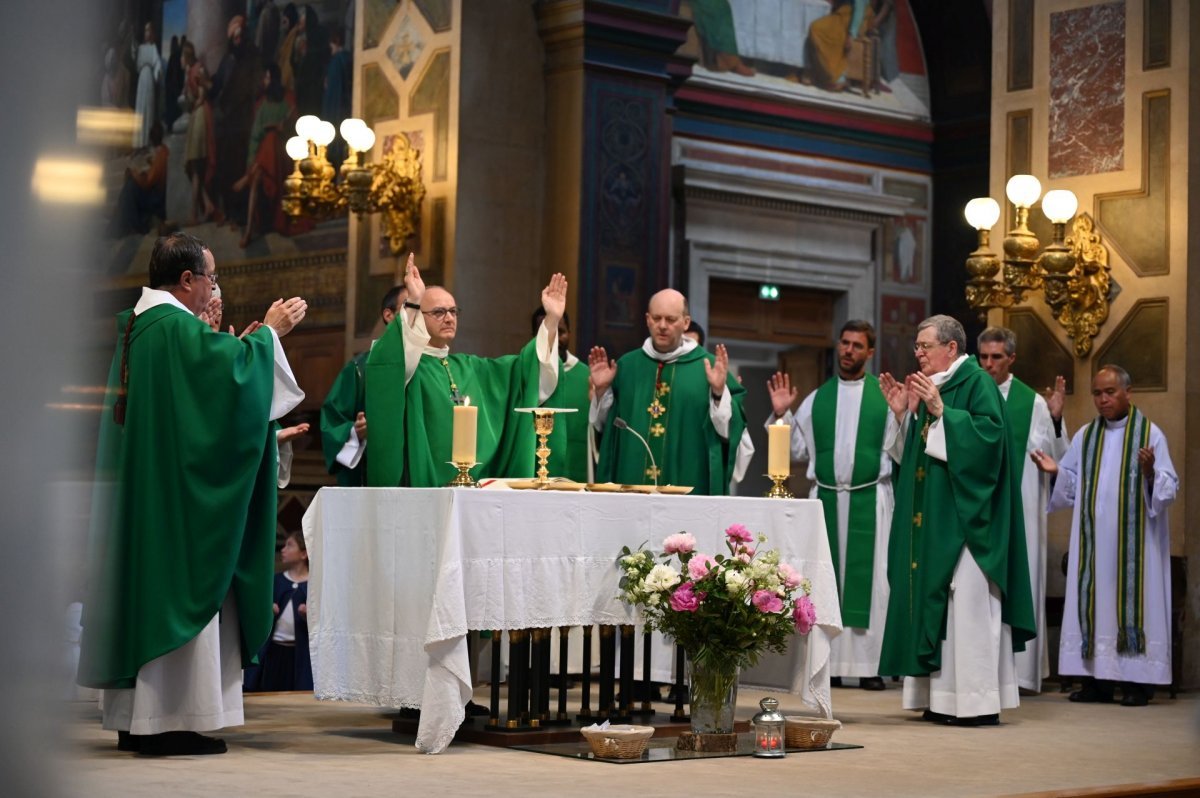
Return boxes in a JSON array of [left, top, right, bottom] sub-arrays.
[[49, 683, 1200, 798]]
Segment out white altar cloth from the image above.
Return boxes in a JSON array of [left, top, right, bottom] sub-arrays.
[[303, 488, 841, 753]]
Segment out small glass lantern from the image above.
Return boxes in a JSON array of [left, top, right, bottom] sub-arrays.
[[751, 696, 786, 758]]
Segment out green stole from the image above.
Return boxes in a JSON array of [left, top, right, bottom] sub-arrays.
[[596, 345, 747, 495], [811, 374, 888, 628], [364, 320, 549, 487], [544, 358, 591, 482], [319, 350, 369, 486], [1076, 407, 1151, 658], [78, 304, 279, 688], [1004, 377, 1036, 490]]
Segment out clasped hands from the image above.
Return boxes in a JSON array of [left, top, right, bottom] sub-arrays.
[[879, 371, 944, 420]]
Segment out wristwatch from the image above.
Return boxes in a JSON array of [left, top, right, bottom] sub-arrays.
[[402, 301, 421, 310]]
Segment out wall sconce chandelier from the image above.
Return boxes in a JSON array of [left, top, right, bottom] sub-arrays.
[[964, 175, 1111, 357], [283, 115, 426, 256]]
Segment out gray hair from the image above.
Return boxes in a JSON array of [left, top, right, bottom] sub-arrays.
[[917, 314, 966, 354], [977, 326, 1016, 356], [1096, 364, 1132, 389]]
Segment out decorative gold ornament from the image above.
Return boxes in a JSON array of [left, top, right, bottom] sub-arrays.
[[963, 179, 1112, 356], [647, 399, 665, 419], [649, 422, 665, 438], [283, 116, 426, 256]]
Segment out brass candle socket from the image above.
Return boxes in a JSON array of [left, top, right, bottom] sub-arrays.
[[765, 474, 794, 499], [446, 461, 479, 488]]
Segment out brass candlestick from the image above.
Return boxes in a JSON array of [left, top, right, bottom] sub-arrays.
[[765, 474, 793, 499], [532, 409, 556, 486], [446, 460, 479, 488]]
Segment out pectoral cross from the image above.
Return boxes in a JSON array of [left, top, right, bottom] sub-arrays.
[[649, 423, 666, 438]]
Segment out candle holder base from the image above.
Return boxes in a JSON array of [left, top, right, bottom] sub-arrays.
[[447, 461, 479, 488], [764, 475, 794, 499]]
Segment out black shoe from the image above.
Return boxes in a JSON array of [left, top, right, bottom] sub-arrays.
[[829, 677, 843, 688], [137, 731, 226, 757], [947, 713, 999, 727], [859, 677, 886, 691], [465, 701, 490, 717], [1120, 683, 1151, 707], [1068, 681, 1114, 703], [116, 731, 141, 752], [922, 709, 952, 724]]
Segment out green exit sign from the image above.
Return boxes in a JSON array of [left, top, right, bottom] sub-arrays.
[[759, 284, 780, 301]]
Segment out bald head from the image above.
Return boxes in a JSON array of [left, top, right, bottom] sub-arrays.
[[646, 289, 691, 353]]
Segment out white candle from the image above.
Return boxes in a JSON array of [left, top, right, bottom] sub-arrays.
[[767, 421, 790, 478], [452, 400, 477, 463]]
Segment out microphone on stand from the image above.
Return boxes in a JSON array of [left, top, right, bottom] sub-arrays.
[[613, 417, 658, 488]]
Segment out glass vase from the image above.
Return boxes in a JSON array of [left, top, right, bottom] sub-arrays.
[[688, 657, 739, 734]]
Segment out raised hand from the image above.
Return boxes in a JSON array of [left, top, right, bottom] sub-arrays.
[[199, 296, 223, 332], [588, 346, 617, 396], [1045, 375, 1066, 421], [1030, 449, 1058, 476], [704, 344, 730, 396], [402, 252, 424, 306], [353, 411, 367, 442], [277, 422, 310, 443], [767, 371, 797, 418], [237, 320, 262, 338], [908, 372, 944, 417], [879, 372, 909, 419], [264, 297, 307, 337], [541, 272, 568, 328]]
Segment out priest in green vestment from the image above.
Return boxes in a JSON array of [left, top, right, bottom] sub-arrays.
[[877, 314, 1035, 727], [531, 307, 592, 483], [319, 285, 406, 486], [589, 289, 751, 495], [365, 255, 568, 487], [78, 233, 307, 756]]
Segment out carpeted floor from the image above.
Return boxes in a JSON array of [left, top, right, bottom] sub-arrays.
[[52, 683, 1200, 798]]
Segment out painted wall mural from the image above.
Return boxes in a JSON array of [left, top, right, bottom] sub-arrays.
[[680, 0, 930, 121], [100, 0, 355, 278]]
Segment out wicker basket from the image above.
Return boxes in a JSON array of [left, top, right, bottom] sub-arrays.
[[580, 725, 655, 759], [784, 717, 842, 750]]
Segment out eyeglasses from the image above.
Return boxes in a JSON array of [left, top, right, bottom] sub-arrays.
[[913, 341, 945, 353], [192, 271, 218, 285], [422, 307, 460, 320]]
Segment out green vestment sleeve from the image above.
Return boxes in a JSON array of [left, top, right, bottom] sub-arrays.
[[596, 347, 746, 495], [78, 305, 280, 689], [543, 360, 592, 482], [365, 320, 548, 487], [319, 351, 368, 486], [878, 358, 1036, 676]]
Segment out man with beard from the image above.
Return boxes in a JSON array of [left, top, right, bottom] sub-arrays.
[[765, 320, 892, 691]]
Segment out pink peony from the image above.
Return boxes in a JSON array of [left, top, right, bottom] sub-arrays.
[[793, 595, 817, 634], [725, 524, 754, 543], [737, 551, 752, 564], [687, 554, 717, 580], [777, 562, 802, 590], [669, 582, 705, 612], [662, 532, 696, 555], [752, 589, 784, 613]]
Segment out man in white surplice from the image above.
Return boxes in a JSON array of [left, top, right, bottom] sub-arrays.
[[1032, 365, 1177, 707], [977, 326, 1067, 693], [765, 320, 894, 691]]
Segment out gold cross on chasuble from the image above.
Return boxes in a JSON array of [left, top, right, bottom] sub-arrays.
[[649, 423, 665, 438], [645, 465, 661, 481], [912, 512, 922, 528], [920, 419, 930, 444], [656, 383, 670, 396], [915, 466, 925, 482], [647, 399, 665, 419]]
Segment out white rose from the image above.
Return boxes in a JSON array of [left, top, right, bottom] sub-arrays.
[[724, 569, 749, 594], [644, 564, 682, 593]]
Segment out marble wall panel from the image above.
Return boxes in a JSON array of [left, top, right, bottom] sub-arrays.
[[1005, 308, 1075, 395], [1094, 298, 1168, 390], [1048, 1, 1125, 178]]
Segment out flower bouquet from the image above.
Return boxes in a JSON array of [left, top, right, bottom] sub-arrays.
[[617, 524, 816, 734]]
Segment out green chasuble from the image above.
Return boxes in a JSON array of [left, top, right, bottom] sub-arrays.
[[543, 358, 591, 482], [878, 357, 1036, 676], [364, 319, 550, 487], [596, 345, 747, 495], [320, 350, 369, 486], [78, 304, 279, 689], [811, 374, 889, 629]]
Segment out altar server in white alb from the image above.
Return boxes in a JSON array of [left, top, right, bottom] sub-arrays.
[[1032, 365, 1178, 707], [976, 327, 1067, 693], [766, 320, 893, 690]]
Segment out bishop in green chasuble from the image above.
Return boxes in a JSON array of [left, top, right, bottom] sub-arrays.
[[590, 289, 749, 495], [365, 257, 568, 487], [878, 316, 1035, 722]]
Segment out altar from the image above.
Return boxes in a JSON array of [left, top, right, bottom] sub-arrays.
[[303, 487, 841, 753]]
